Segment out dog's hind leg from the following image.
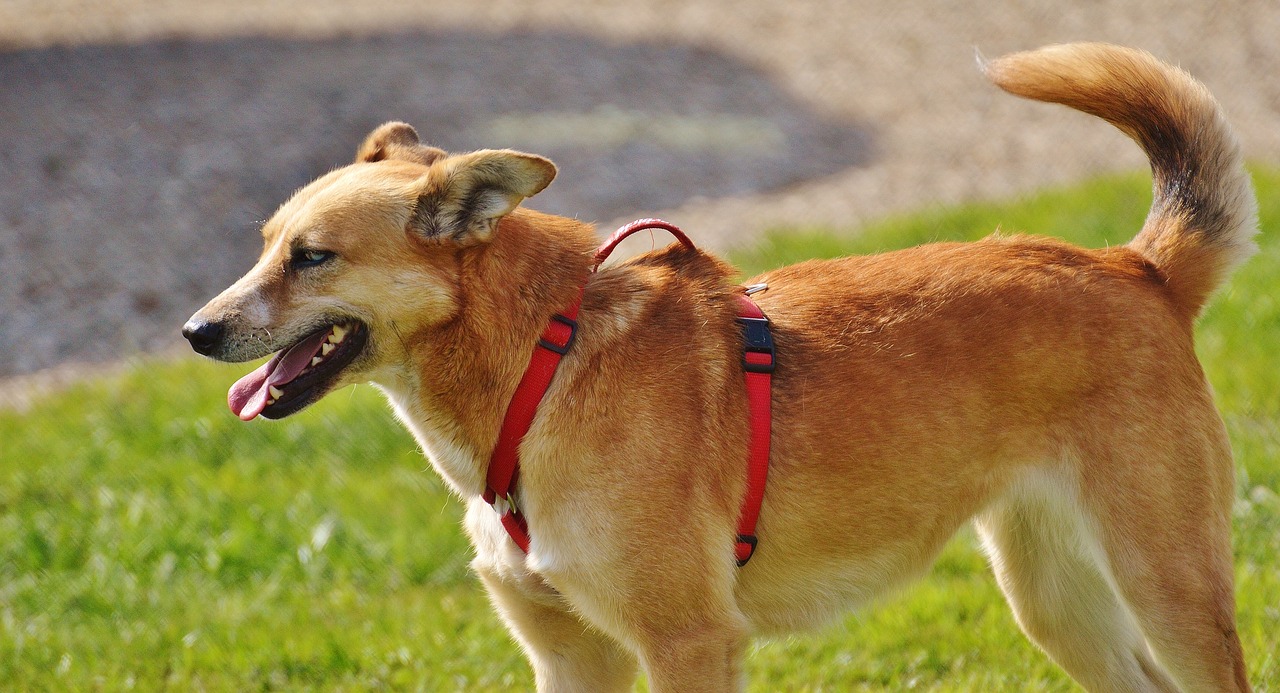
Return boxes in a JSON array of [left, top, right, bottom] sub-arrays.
[[477, 566, 638, 693], [1080, 418, 1251, 693], [976, 467, 1181, 692]]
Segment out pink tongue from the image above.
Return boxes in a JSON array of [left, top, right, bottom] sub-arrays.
[[227, 328, 333, 421]]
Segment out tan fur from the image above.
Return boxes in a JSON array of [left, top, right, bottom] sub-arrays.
[[986, 43, 1258, 316], [187, 43, 1255, 691]]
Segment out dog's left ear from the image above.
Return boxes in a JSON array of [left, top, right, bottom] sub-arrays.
[[356, 121, 447, 166], [407, 149, 557, 244]]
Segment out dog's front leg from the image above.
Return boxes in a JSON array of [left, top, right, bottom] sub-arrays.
[[476, 564, 638, 692]]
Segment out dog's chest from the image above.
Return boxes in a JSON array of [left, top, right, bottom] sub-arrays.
[[377, 383, 486, 495]]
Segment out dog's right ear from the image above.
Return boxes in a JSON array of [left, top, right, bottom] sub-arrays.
[[406, 149, 557, 245], [356, 122, 447, 166]]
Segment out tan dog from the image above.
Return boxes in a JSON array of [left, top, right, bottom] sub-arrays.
[[183, 43, 1256, 692]]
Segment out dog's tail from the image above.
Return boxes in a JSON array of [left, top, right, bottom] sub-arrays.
[[984, 43, 1258, 316]]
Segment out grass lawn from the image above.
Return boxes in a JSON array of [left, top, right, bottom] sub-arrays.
[[3, 170, 1278, 690]]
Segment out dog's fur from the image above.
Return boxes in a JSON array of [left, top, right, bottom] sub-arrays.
[[185, 44, 1257, 691]]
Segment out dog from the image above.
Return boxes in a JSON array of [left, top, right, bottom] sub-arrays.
[[183, 43, 1256, 691]]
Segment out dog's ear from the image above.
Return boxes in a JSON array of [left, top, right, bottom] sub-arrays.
[[356, 122, 447, 166], [407, 149, 557, 244]]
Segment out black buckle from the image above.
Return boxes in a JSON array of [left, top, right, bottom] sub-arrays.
[[738, 316, 775, 373], [735, 533, 758, 567], [538, 314, 578, 355]]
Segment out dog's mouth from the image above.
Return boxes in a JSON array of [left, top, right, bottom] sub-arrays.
[[227, 321, 369, 421]]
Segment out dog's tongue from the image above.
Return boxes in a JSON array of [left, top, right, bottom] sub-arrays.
[[228, 328, 331, 421]]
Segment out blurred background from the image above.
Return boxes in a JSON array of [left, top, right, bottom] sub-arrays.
[[3, 0, 1278, 388]]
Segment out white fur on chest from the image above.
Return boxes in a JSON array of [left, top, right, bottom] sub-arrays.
[[374, 380, 545, 576], [375, 381, 485, 496]]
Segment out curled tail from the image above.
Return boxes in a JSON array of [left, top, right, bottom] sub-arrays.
[[985, 43, 1258, 316]]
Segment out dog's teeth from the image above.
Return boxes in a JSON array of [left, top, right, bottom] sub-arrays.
[[329, 325, 347, 343], [321, 342, 335, 356], [268, 385, 284, 404], [311, 356, 323, 367]]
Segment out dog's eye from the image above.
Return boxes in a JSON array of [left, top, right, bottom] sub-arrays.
[[291, 249, 334, 269]]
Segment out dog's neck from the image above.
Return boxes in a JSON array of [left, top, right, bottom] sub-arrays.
[[377, 209, 597, 497]]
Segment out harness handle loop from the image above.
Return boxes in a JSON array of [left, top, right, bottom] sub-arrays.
[[593, 218, 697, 271]]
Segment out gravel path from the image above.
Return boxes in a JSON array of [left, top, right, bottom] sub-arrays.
[[3, 1, 1278, 396]]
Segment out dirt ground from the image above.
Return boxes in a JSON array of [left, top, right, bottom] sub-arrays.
[[3, 0, 1279, 400]]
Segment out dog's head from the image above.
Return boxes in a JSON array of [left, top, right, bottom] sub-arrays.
[[182, 122, 556, 420]]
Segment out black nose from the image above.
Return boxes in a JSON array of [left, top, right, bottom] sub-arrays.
[[182, 319, 224, 355]]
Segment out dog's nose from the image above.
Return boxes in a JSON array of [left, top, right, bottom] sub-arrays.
[[182, 319, 224, 355]]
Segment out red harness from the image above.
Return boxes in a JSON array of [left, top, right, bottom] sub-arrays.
[[482, 219, 774, 566]]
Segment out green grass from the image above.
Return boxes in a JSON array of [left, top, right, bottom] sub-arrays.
[[3, 169, 1278, 690]]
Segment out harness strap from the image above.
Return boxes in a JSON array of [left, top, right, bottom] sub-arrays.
[[483, 288, 583, 553], [483, 219, 774, 566], [734, 293, 774, 566]]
